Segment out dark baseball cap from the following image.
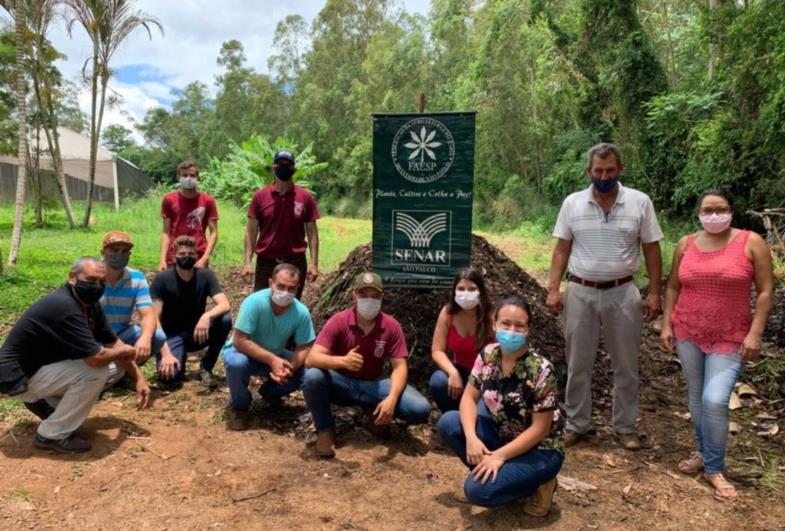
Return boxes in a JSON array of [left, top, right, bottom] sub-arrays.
[[273, 150, 296, 165]]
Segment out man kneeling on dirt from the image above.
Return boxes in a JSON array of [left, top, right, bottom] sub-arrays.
[[150, 236, 232, 387], [0, 257, 150, 453], [222, 263, 316, 431], [303, 271, 431, 458]]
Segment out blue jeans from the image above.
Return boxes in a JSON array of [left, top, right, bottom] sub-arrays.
[[676, 339, 743, 474], [223, 346, 303, 412], [429, 366, 471, 413], [436, 401, 564, 507], [116, 325, 167, 357], [160, 314, 232, 380], [302, 368, 431, 432]]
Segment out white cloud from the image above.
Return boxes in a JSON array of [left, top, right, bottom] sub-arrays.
[[9, 0, 431, 138]]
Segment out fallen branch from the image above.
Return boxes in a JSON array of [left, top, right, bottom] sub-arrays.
[[139, 445, 169, 461], [0, 427, 20, 447], [231, 486, 277, 503]]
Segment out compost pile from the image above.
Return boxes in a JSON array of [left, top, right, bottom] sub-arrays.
[[302, 235, 567, 390]]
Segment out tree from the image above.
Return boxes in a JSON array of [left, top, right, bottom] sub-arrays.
[[1, 0, 30, 265], [101, 122, 134, 152], [65, 0, 162, 225]]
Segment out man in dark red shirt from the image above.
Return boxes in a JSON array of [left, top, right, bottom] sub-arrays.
[[302, 272, 430, 458], [241, 150, 320, 298], [159, 161, 219, 271]]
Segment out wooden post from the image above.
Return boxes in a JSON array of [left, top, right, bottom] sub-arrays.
[[419, 93, 426, 113]]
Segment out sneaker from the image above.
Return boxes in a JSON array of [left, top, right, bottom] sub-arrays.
[[315, 431, 336, 458], [199, 369, 220, 390], [564, 430, 586, 447], [618, 432, 642, 451], [523, 478, 557, 517], [24, 400, 55, 420], [226, 410, 251, 431], [34, 433, 91, 454]]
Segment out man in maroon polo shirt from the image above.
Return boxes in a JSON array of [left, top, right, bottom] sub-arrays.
[[241, 150, 320, 298], [302, 272, 431, 458]]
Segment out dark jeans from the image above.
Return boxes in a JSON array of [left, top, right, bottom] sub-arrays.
[[429, 366, 471, 413], [157, 313, 232, 380], [302, 368, 431, 432], [436, 401, 563, 507], [253, 252, 308, 298]]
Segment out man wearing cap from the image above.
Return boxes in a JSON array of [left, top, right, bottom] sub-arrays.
[[0, 257, 149, 453], [222, 262, 316, 431], [302, 272, 431, 458], [546, 143, 663, 450], [159, 160, 219, 271], [241, 150, 320, 299], [100, 231, 171, 374]]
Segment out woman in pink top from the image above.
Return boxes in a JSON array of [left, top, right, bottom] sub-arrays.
[[661, 189, 773, 502], [430, 267, 494, 413]]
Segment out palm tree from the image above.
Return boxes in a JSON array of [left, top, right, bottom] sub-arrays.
[[1, 0, 30, 265], [65, 0, 162, 226], [27, 0, 77, 227]]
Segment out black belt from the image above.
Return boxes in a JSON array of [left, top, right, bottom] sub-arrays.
[[568, 274, 633, 290]]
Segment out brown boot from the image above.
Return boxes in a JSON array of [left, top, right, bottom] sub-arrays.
[[618, 432, 642, 451], [315, 431, 336, 458], [523, 478, 557, 517], [564, 430, 586, 447], [226, 410, 251, 431]]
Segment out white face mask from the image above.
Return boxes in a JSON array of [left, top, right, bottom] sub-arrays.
[[270, 289, 295, 308], [454, 290, 480, 310], [180, 176, 198, 190], [356, 297, 382, 320], [699, 213, 732, 234]]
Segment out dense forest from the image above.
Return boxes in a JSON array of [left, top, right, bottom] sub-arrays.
[[2, 0, 784, 228]]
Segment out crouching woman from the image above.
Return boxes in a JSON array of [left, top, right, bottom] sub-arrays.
[[436, 296, 564, 516]]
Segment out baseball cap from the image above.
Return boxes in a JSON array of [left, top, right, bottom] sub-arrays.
[[353, 271, 383, 292], [273, 150, 296, 165], [102, 231, 134, 249]]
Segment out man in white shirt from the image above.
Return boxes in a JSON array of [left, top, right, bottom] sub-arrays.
[[546, 143, 663, 450]]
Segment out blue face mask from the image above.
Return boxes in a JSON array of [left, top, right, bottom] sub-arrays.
[[592, 177, 618, 194], [495, 329, 527, 353]]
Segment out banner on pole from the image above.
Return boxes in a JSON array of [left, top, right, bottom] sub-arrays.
[[372, 112, 475, 288]]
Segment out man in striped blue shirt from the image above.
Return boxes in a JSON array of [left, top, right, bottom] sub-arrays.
[[100, 231, 169, 370]]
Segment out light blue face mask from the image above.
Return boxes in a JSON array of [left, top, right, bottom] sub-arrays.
[[495, 329, 527, 353]]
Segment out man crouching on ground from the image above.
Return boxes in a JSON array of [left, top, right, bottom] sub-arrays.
[[0, 257, 150, 453], [302, 271, 430, 458]]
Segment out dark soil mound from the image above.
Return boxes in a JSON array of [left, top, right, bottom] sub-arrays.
[[302, 235, 566, 390]]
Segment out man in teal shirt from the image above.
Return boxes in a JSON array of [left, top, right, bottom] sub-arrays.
[[223, 263, 315, 430]]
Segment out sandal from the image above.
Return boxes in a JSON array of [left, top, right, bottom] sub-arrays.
[[678, 452, 704, 475], [704, 473, 738, 502]]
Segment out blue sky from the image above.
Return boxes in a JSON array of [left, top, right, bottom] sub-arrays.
[[7, 0, 431, 139]]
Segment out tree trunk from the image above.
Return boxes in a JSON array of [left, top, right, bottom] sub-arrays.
[[661, 0, 678, 85], [8, 0, 28, 266], [36, 69, 76, 227], [32, 126, 43, 227], [81, 43, 100, 227], [708, 0, 721, 81]]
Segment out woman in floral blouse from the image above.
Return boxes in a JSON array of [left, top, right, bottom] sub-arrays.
[[436, 295, 564, 516]]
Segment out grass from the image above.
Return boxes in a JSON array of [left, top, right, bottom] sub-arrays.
[[0, 193, 370, 333]]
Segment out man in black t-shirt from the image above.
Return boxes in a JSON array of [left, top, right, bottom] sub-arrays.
[[150, 236, 231, 387], [0, 257, 150, 453]]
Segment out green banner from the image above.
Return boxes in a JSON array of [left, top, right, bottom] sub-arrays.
[[372, 112, 475, 288]]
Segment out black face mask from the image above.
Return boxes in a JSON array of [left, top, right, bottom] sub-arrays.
[[104, 254, 130, 270], [274, 165, 295, 181], [176, 255, 196, 270], [73, 280, 105, 305]]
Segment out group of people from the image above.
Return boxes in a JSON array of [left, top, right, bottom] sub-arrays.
[[0, 142, 774, 512]]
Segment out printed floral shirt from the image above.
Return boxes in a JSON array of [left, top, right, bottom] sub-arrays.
[[468, 344, 564, 454]]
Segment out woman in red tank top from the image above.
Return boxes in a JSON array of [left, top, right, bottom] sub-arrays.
[[661, 189, 774, 502], [430, 267, 494, 413]]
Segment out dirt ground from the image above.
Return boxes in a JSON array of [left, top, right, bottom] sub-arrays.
[[1, 267, 784, 530]]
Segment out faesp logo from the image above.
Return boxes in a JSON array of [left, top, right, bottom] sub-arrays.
[[391, 210, 452, 270], [391, 117, 455, 184]]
